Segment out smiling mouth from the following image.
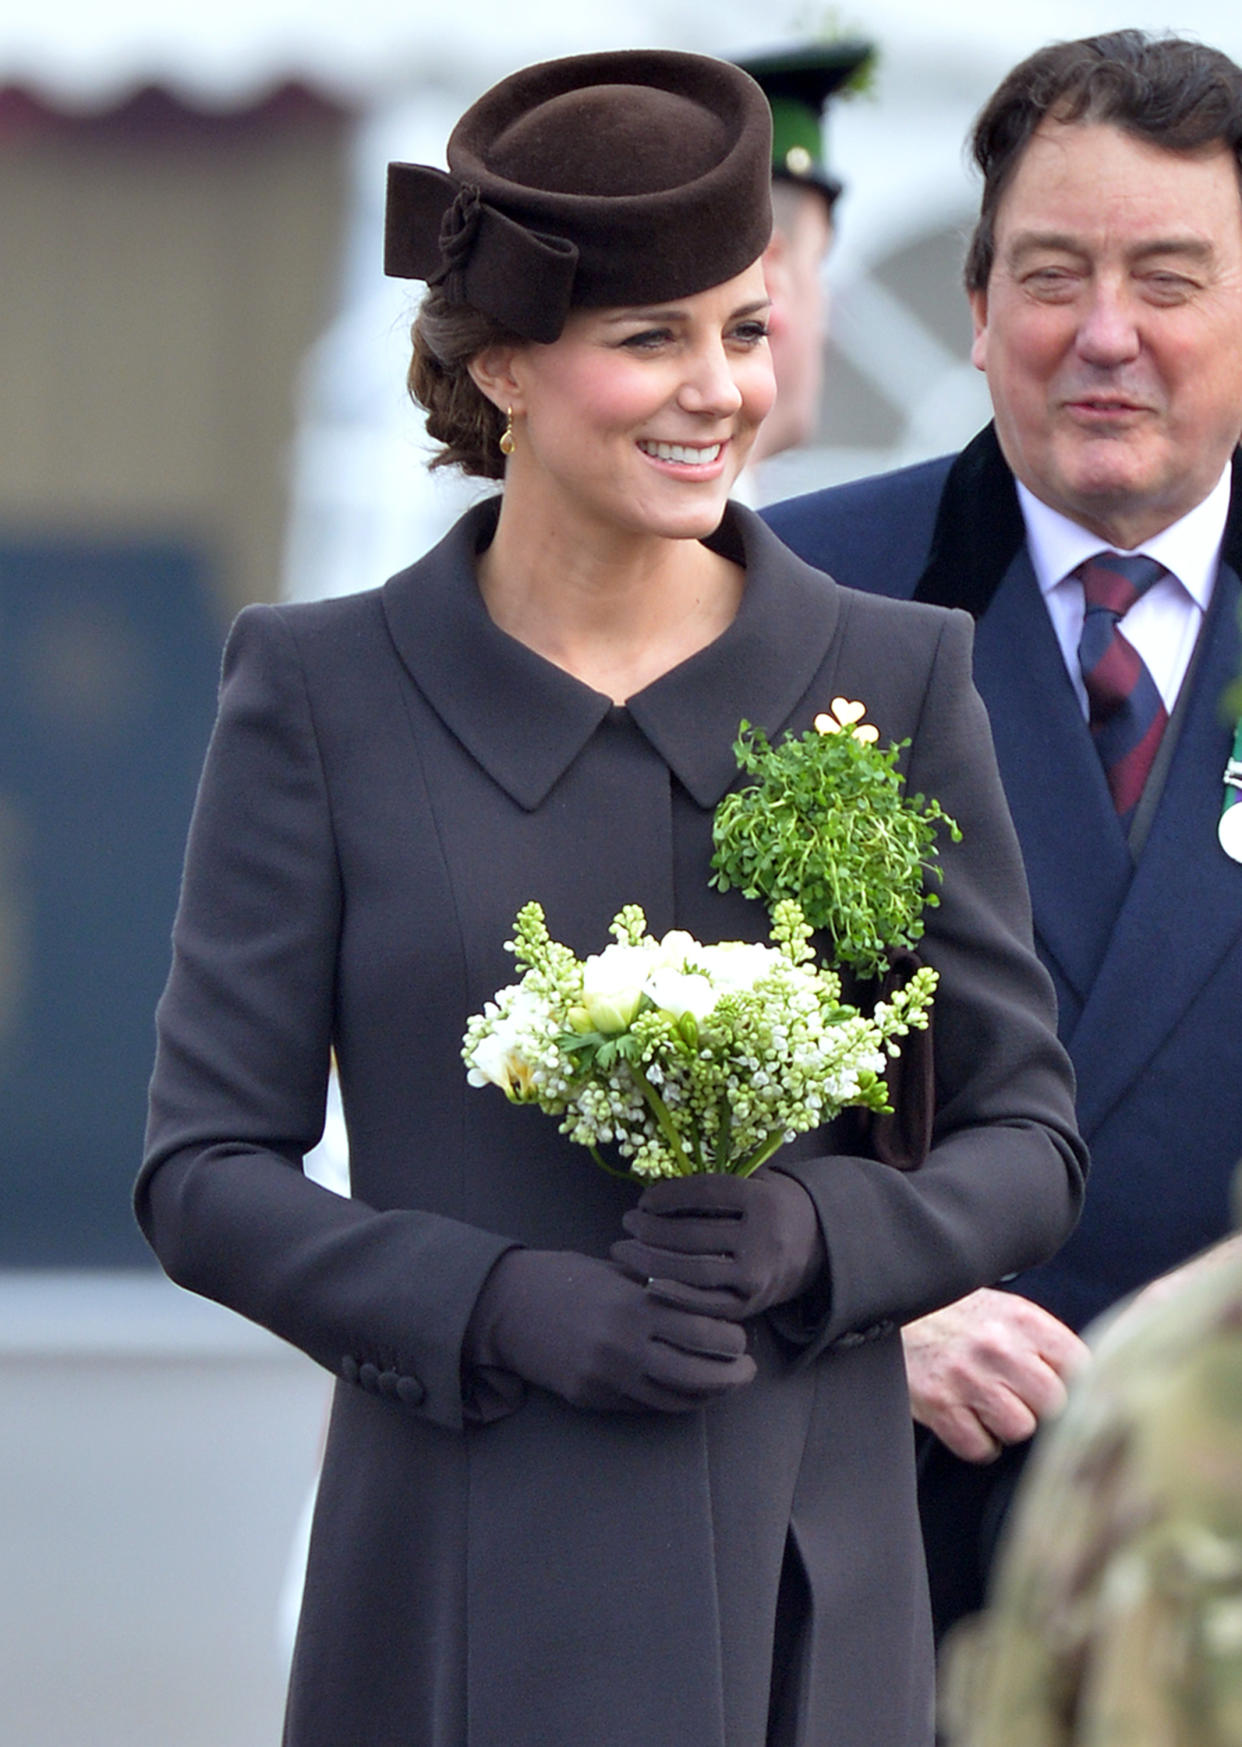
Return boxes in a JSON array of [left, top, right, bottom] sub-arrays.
[[637, 440, 723, 465]]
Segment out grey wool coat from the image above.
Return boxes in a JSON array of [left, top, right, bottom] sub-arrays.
[[137, 499, 1085, 1747]]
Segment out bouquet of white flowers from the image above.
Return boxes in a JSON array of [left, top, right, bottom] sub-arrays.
[[462, 897, 937, 1180]]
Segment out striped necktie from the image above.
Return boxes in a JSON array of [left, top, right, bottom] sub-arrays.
[[1075, 551, 1169, 820]]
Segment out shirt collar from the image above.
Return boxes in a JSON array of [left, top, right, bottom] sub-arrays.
[[1017, 467, 1229, 612]]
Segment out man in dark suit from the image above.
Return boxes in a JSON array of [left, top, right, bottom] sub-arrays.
[[765, 28, 1242, 1638]]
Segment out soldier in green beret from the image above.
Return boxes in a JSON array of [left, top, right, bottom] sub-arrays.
[[736, 41, 875, 466]]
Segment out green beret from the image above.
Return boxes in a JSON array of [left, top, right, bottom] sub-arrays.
[[736, 40, 875, 205]]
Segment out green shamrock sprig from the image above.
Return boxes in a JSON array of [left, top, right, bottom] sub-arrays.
[[709, 707, 961, 981]]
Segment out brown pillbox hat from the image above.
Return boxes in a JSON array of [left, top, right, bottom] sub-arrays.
[[384, 48, 773, 343]]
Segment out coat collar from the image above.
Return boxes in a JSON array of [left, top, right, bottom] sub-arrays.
[[380, 496, 841, 811], [1221, 451, 1242, 577], [913, 426, 1242, 619], [913, 424, 1025, 617]]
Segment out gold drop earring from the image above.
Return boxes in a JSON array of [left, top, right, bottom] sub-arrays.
[[499, 407, 516, 456]]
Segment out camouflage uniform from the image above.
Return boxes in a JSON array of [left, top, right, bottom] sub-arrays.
[[941, 1251, 1242, 1747]]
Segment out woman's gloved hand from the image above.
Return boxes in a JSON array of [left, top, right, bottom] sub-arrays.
[[610, 1169, 826, 1319], [465, 1247, 756, 1413]]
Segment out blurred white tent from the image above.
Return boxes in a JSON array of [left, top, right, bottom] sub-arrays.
[[0, 0, 846, 107], [10, 0, 1239, 106]]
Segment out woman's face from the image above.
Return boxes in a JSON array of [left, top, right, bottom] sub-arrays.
[[489, 260, 776, 545]]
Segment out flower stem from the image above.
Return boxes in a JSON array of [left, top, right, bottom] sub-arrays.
[[630, 1064, 696, 1175], [735, 1130, 787, 1178], [587, 1144, 635, 1181], [713, 1095, 734, 1174]]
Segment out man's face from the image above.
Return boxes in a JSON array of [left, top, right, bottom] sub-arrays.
[[750, 184, 833, 464], [970, 120, 1242, 547]]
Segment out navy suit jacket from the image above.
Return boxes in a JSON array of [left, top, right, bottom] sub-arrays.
[[767, 426, 1242, 1332]]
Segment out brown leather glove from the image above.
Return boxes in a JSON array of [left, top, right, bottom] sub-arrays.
[[610, 1168, 825, 1319], [465, 1247, 756, 1413]]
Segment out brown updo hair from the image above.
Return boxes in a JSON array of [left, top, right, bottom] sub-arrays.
[[407, 289, 525, 480]]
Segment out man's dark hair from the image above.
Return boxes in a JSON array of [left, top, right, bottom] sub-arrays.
[[965, 30, 1242, 292]]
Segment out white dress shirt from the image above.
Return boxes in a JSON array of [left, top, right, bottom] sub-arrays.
[[1017, 469, 1229, 718]]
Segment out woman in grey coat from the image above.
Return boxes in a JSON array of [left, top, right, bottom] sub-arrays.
[[137, 47, 1085, 1747]]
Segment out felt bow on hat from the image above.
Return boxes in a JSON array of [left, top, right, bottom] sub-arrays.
[[384, 166, 579, 344]]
